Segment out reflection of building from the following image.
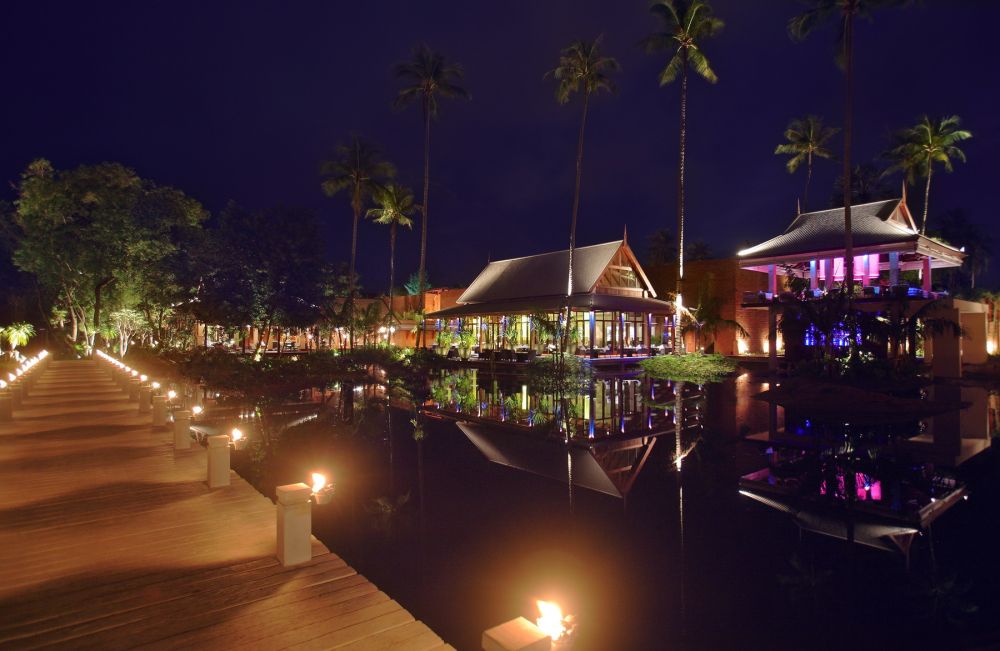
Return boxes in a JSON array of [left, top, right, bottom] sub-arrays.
[[426, 237, 675, 357]]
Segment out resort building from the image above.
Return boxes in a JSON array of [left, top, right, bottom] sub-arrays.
[[735, 197, 988, 377], [425, 236, 675, 359]]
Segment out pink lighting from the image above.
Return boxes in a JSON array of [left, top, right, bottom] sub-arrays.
[[816, 254, 879, 282]]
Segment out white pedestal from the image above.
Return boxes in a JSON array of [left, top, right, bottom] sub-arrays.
[[0, 395, 12, 421], [207, 435, 230, 488], [173, 410, 192, 449], [151, 395, 167, 428], [276, 483, 312, 567], [482, 617, 551, 651]]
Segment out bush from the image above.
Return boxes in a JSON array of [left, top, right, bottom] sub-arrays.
[[640, 352, 737, 384]]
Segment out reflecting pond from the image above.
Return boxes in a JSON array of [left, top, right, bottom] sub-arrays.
[[198, 368, 999, 650]]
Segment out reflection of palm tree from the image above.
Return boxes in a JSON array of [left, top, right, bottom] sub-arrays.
[[367, 185, 416, 326], [774, 115, 839, 211], [392, 44, 469, 343]]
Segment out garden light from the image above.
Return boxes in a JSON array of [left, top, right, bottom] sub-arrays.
[[151, 381, 161, 389], [166, 390, 177, 400], [140, 374, 148, 382], [192, 405, 203, 416], [310, 472, 334, 504]]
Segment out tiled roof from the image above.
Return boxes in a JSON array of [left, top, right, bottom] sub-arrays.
[[458, 240, 624, 304], [738, 199, 919, 261]]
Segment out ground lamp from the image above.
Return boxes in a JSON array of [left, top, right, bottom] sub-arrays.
[[310, 472, 334, 505], [274, 472, 334, 567], [483, 600, 575, 651], [230, 427, 247, 450]]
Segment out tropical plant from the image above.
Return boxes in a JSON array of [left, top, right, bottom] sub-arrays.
[[774, 115, 839, 211], [685, 240, 712, 262], [109, 308, 143, 356], [646, 227, 677, 266], [831, 162, 894, 207], [320, 135, 396, 348], [681, 281, 747, 351], [403, 271, 428, 296], [640, 352, 737, 383], [2, 322, 35, 358], [789, 0, 911, 289], [392, 44, 469, 344], [434, 328, 454, 354], [931, 210, 993, 291], [455, 327, 477, 360], [642, 0, 724, 351], [367, 184, 416, 325], [884, 115, 972, 234], [546, 36, 620, 348]]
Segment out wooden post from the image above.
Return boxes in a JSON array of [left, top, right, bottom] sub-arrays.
[[10, 385, 24, 409], [0, 394, 12, 421], [128, 378, 141, 401], [482, 617, 550, 651], [276, 482, 312, 567], [207, 435, 231, 488], [138, 385, 152, 413], [922, 256, 932, 292]]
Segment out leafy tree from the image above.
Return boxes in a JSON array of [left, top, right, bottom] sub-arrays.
[[320, 135, 395, 348], [931, 210, 993, 291], [789, 0, 911, 289], [11, 160, 205, 351], [642, 0, 724, 349], [403, 271, 429, 296], [831, 162, 894, 207], [109, 308, 143, 356], [681, 279, 746, 351], [366, 184, 416, 325], [774, 115, 839, 211], [546, 36, 620, 306], [646, 227, 677, 266], [686, 240, 712, 261], [884, 115, 972, 234], [392, 44, 470, 343]]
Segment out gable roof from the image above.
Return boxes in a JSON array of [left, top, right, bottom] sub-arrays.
[[457, 240, 653, 304], [738, 199, 923, 263]]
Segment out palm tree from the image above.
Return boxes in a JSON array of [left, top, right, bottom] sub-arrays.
[[392, 44, 469, 345], [885, 115, 972, 234], [774, 115, 839, 211], [366, 184, 416, 327], [642, 0, 724, 352], [682, 281, 746, 351], [646, 227, 677, 266], [320, 135, 395, 348], [2, 322, 35, 359], [831, 162, 893, 207], [545, 37, 620, 313], [789, 0, 910, 291]]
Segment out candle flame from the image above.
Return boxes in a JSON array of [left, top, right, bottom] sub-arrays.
[[311, 472, 327, 493], [536, 601, 566, 640]]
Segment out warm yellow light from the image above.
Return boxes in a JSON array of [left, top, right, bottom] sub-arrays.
[[151, 381, 161, 389], [230, 427, 243, 442], [988, 340, 997, 355], [7, 373, 15, 382], [0, 380, 7, 389], [192, 405, 203, 416], [140, 374, 148, 382], [536, 601, 567, 641], [167, 390, 177, 400], [311, 472, 327, 493], [131, 370, 139, 377]]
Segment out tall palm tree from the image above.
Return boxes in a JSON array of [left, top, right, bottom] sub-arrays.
[[545, 37, 620, 312], [885, 115, 972, 234], [392, 44, 469, 346], [642, 0, 724, 353], [366, 184, 416, 327], [774, 115, 839, 211], [789, 0, 910, 291], [320, 135, 395, 348]]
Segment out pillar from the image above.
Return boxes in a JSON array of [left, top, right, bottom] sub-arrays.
[[10, 385, 23, 409], [809, 260, 818, 291], [128, 378, 141, 401], [889, 252, 900, 286], [922, 257, 932, 292], [173, 410, 192, 449], [931, 306, 962, 379], [960, 311, 988, 365], [276, 482, 312, 566], [768, 305, 778, 373], [823, 258, 834, 291], [644, 312, 651, 353], [862, 255, 870, 287], [207, 435, 231, 488], [767, 264, 777, 296], [589, 310, 596, 358], [152, 395, 167, 428]]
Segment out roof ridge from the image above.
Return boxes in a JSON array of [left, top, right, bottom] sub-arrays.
[[799, 198, 900, 218], [483, 239, 623, 266]]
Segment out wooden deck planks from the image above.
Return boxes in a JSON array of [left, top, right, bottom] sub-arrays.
[[0, 360, 449, 650]]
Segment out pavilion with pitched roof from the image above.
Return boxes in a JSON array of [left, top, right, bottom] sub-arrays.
[[425, 234, 675, 358]]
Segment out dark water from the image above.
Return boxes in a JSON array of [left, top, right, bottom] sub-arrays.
[[221, 372, 1000, 651]]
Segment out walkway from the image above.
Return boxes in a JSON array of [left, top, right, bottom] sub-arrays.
[[0, 360, 453, 650]]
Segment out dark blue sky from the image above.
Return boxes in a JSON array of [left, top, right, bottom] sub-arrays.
[[2, 1, 997, 290]]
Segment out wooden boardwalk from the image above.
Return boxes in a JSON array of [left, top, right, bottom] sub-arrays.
[[0, 360, 453, 650]]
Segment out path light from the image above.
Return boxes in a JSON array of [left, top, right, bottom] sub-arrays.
[[0, 380, 6, 389], [536, 601, 575, 648], [166, 390, 177, 401], [7, 373, 14, 382], [230, 427, 247, 450], [192, 405, 203, 416], [131, 370, 139, 377], [310, 472, 334, 504], [140, 374, 148, 382], [151, 381, 161, 390]]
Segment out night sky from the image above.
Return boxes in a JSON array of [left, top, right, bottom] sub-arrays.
[[2, 1, 997, 291]]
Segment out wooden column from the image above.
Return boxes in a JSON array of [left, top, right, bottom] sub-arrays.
[[809, 260, 818, 291], [767, 264, 777, 295], [889, 252, 900, 286], [589, 310, 596, 358], [922, 256, 932, 292], [823, 258, 834, 290], [768, 305, 778, 373]]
